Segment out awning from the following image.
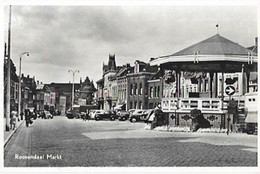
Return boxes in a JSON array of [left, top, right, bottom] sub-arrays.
[[245, 111, 258, 123]]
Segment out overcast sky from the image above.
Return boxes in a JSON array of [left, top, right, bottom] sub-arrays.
[[3, 5, 257, 85]]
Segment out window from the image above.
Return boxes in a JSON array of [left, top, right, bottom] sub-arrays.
[[130, 102, 132, 109], [139, 102, 142, 109], [157, 86, 160, 98], [150, 87, 153, 98], [154, 86, 157, 98], [133, 84, 136, 95], [130, 84, 133, 95], [139, 83, 142, 95], [134, 102, 137, 109]]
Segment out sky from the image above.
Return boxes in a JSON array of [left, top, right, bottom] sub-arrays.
[[3, 5, 258, 85]]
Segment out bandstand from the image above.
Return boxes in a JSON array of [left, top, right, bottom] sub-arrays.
[[150, 34, 257, 130]]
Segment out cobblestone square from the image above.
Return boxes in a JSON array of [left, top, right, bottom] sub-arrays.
[[4, 117, 257, 167]]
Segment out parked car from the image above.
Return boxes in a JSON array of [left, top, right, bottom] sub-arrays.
[[95, 110, 117, 121], [89, 110, 96, 119], [128, 109, 136, 116], [39, 110, 53, 119], [66, 109, 74, 119], [91, 110, 105, 119], [117, 110, 130, 121], [44, 110, 53, 119], [129, 110, 151, 123]]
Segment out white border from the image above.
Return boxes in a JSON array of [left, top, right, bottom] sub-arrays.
[[0, 0, 259, 174]]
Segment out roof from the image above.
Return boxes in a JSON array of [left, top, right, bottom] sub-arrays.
[[47, 83, 81, 93], [247, 45, 258, 54], [143, 63, 158, 73], [96, 78, 104, 84], [170, 34, 257, 56]]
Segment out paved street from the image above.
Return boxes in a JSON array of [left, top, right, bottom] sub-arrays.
[[4, 116, 257, 167]]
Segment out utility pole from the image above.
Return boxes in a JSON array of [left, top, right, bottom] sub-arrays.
[[6, 5, 12, 131]]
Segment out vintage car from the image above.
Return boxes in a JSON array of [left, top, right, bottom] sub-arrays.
[[95, 110, 117, 121], [117, 110, 130, 121], [129, 110, 152, 123]]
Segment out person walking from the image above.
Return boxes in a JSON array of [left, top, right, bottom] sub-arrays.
[[25, 109, 32, 127], [20, 111, 24, 120], [10, 111, 17, 130]]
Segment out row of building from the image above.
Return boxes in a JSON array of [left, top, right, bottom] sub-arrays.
[[5, 34, 257, 121], [95, 35, 258, 113], [4, 57, 96, 115]]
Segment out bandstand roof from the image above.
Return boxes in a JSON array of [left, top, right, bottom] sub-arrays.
[[150, 34, 257, 73], [172, 34, 256, 56]]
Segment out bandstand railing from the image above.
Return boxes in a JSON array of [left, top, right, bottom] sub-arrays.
[[162, 98, 223, 112], [162, 97, 245, 113]]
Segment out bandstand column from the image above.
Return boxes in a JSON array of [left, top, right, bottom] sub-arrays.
[[246, 70, 250, 93], [202, 78, 206, 92], [221, 72, 224, 109], [214, 72, 218, 98], [198, 77, 201, 93], [209, 73, 214, 98], [176, 70, 181, 99]]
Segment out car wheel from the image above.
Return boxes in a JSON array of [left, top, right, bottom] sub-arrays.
[[121, 117, 126, 121], [130, 117, 137, 123], [95, 117, 99, 121], [110, 117, 115, 121]]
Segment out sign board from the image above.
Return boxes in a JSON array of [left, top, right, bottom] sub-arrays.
[[225, 86, 235, 96]]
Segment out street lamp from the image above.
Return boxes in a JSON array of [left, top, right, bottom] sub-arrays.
[[68, 70, 79, 107], [18, 52, 29, 120]]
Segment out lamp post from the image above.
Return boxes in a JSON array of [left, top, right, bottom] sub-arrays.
[[68, 70, 79, 107], [18, 52, 29, 120]]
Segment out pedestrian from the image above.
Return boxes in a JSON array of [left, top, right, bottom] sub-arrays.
[[20, 111, 24, 120], [10, 111, 17, 130], [25, 109, 32, 127]]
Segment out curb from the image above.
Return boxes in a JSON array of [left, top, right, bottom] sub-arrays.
[[4, 120, 25, 147]]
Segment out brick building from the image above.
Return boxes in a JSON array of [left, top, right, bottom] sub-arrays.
[[126, 60, 158, 110]]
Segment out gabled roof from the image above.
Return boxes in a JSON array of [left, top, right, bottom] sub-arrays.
[[171, 34, 257, 56]]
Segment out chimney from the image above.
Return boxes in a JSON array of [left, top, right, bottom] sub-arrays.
[[40, 82, 43, 84], [22, 73, 24, 78], [126, 63, 130, 68], [37, 80, 39, 85], [255, 37, 258, 47], [27, 75, 29, 78]]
